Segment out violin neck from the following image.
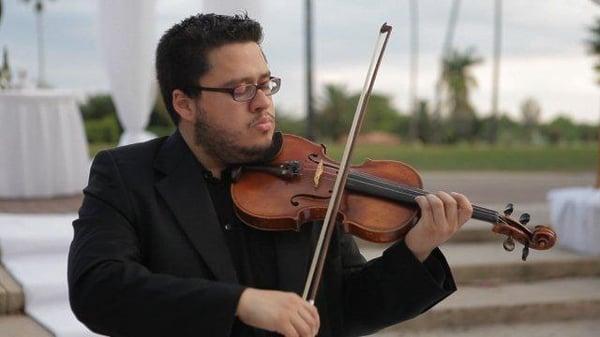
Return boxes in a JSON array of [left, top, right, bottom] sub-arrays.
[[346, 171, 500, 224]]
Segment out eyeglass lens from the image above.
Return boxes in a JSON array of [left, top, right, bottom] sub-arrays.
[[234, 78, 280, 101]]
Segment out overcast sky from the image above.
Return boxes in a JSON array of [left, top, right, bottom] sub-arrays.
[[1, 0, 599, 123]]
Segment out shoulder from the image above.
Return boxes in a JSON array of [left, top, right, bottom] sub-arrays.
[[86, 135, 170, 198], [96, 136, 169, 169], [83, 136, 171, 222]]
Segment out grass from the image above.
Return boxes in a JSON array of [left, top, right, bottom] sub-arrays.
[[325, 142, 597, 172], [87, 141, 598, 172]]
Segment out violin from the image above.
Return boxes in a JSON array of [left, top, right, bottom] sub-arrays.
[[231, 132, 557, 260], [231, 23, 556, 303]]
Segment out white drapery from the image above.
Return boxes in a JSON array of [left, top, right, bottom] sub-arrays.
[[97, 0, 157, 146]]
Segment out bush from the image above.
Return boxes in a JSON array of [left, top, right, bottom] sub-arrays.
[[85, 114, 122, 143], [79, 95, 116, 120], [147, 125, 175, 138], [80, 93, 178, 144]]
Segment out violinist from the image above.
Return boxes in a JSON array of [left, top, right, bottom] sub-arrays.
[[68, 13, 473, 337]]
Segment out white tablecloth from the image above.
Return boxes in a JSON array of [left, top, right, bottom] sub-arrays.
[[0, 90, 90, 198], [548, 187, 600, 256]]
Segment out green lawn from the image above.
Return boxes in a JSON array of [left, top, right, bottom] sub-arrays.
[[88, 142, 597, 172], [326, 143, 597, 172]]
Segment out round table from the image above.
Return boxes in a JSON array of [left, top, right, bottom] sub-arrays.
[[0, 90, 90, 198], [548, 187, 600, 256]]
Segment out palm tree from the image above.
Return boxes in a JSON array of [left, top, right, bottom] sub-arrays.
[[21, 0, 54, 88], [432, 0, 461, 143], [586, 16, 600, 187], [407, 0, 419, 142], [588, 17, 600, 84], [305, 0, 315, 140], [489, 0, 503, 144], [520, 97, 541, 143], [441, 48, 482, 141], [0, 47, 10, 89]]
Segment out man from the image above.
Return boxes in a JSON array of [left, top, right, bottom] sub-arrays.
[[68, 13, 473, 337]]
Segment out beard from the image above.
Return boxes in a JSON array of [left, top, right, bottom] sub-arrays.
[[193, 106, 275, 165]]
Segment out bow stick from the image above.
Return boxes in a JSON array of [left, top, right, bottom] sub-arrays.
[[302, 23, 393, 303]]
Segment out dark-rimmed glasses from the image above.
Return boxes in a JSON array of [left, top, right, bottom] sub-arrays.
[[192, 76, 281, 102]]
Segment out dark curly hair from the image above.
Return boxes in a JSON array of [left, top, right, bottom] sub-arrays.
[[155, 13, 263, 125]]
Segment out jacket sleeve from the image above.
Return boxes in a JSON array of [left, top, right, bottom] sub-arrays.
[[338, 233, 456, 336], [68, 150, 245, 337]]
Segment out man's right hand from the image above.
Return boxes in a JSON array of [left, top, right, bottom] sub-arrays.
[[236, 288, 320, 337]]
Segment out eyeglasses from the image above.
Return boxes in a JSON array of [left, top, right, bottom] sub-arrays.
[[192, 76, 281, 102]]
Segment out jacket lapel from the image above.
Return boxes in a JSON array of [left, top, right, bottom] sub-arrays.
[[154, 131, 237, 282]]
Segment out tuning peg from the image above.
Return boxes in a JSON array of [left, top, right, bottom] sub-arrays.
[[522, 245, 530, 261], [503, 236, 515, 252], [504, 203, 514, 216], [519, 213, 531, 226]]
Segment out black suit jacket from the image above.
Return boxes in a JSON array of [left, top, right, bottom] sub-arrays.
[[68, 130, 456, 337]]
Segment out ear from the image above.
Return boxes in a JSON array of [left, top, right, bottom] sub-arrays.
[[172, 89, 197, 123]]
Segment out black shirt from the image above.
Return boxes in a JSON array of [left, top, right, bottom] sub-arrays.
[[202, 166, 279, 337]]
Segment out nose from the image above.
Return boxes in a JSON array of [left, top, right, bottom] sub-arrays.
[[249, 88, 272, 114]]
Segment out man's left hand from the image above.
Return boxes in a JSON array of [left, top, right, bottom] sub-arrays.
[[405, 191, 473, 262]]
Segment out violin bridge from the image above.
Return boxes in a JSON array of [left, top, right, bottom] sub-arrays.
[[314, 159, 324, 189]]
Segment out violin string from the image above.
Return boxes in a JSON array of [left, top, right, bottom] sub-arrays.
[[303, 164, 532, 237], [327, 170, 535, 240], [335, 172, 498, 220], [306, 166, 499, 219], [348, 171, 499, 219]]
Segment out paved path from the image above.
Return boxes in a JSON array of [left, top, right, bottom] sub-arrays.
[[420, 171, 595, 204], [0, 171, 594, 214]]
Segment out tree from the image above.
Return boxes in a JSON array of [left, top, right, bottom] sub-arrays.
[[317, 84, 404, 142], [357, 93, 402, 134], [489, 0, 503, 144], [317, 84, 354, 141], [520, 97, 542, 143], [415, 99, 432, 143], [407, 0, 420, 141], [586, 16, 600, 187], [542, 115, 579, 144], [440, 48, 483, 142], [431, 0, 462, 144], [0, 46, 10, 89], [20, 0, 55, 87], [588, 17, 600, 84]]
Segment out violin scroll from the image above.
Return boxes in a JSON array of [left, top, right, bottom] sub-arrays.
[[492, 203, 557, 261]]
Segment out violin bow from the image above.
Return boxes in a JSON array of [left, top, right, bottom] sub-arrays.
[[302, 23, 393, 303]]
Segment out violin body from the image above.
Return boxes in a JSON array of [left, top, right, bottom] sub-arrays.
[[232, 133, 557, 255], [232, 134, 423, 243]]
